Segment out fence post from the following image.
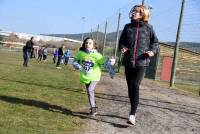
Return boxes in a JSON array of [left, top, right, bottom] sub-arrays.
[[170, 0, 186, 87], [96, 24, 99, 42], [117, 53, 122, 73], [91, 28, 93, 38], [102, 20, 108, 56], [142, 0, 145, 5], [114, 11, 121, 59], [81, 17, 85, 41], [199, 87, 200, 96]]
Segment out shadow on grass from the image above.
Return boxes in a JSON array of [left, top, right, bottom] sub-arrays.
[[0, 62, 20, 67], [0, 95, 72, 114], [0, 77, 77, 91], [0, 95, 129, 128]]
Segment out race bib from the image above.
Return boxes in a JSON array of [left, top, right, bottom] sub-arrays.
[[82, 61, 94, 74]]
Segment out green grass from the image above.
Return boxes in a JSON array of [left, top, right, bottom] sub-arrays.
[[174, 82, 199, 96], [0, 50, 88, 134], [148, 79, 200, 96], [116, 63, 199, 96]]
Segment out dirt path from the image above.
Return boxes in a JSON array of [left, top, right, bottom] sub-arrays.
[[75, 74, 200, 134]]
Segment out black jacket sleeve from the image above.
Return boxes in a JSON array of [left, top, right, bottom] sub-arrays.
[[149, 25, 159, 54], [118, 24, 128, 51]]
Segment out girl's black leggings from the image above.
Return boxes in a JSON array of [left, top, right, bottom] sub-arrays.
[[125, 66, 146, 115]]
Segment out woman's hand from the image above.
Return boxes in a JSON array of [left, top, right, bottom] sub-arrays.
[[121, 48, 128, 54], [145, 51, 154, 57]]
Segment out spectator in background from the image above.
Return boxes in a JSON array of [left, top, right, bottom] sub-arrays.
[[56, 44, 64, 69], [64, 49, 71, 65], [104, 56, 116, 79], [109, 56, 116, 66], [52, 48, 58, 64], [23, 37, 36, 67], [37, 47, 43, 61], [43, 47, 48, 61]]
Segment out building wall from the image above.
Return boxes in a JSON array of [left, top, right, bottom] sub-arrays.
[[155, 43, 200, 84]]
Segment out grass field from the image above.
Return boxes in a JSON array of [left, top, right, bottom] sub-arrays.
[[149, 79, 200, 96], [116, 60, 200, 96], [0, 50, 88, 134]]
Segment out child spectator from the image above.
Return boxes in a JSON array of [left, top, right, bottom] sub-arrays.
[[43, 47, 48, 61], [64, 49, 71, 65], [37, 47, 43, 61], [53, 48, 58, 64]]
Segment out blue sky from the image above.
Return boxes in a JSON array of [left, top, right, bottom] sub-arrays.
[[0, 0, 200, 42], [0, 0, 134, 34]]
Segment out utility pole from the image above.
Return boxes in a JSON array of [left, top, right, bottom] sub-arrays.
[[91, 28, 93, 38], [102, 20, 108, 56], [142, 0, 145, 5], [199, 87, 200, 96], [96, 24, 99, 42], [170, 0, 186, 87], [81, 17, 85, 42], [114, 11, 121, 59]]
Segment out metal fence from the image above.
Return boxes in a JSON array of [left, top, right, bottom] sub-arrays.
[[88, 0, 200, 86]]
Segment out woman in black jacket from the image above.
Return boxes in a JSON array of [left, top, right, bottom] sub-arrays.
[[119, 5, 159, 125]]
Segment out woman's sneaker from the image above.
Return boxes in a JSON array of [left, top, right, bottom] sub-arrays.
[[56, 66, 62, 69], [128, 115, 135, 125], [90, 107, 98, 116]]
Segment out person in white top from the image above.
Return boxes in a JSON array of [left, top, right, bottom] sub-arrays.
[[109, 56, 116, 66]]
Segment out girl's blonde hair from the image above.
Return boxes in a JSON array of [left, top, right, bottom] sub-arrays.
[[129, 5, 150, 22]]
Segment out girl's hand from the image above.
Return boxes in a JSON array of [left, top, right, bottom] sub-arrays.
[[121, 48, 128, 54], [72, 60, 82, 70], [145, 51, 154, 57]]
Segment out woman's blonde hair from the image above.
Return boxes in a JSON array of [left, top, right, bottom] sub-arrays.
[[129, 5, 150, 22]]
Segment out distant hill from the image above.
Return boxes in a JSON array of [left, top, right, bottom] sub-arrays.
[[44, 31, 122, 42], [43, 33, 91, 41], [165, 42, 200, 53], [44, 32, 200, 53]]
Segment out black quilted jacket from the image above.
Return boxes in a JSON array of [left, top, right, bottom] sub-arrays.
[[119, 20, 159, 67]]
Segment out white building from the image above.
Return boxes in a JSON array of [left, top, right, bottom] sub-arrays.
[[0, 31, 82, 44]]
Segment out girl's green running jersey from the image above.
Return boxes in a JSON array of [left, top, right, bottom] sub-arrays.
[[76, 50, 105, 84]]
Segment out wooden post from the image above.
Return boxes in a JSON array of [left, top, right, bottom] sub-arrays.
[[96, 24, 99, 42], [170, 0, 186, 87], [142, 0, 145, 5], [114, 11, 121, 59], [102, 20, 108, 56], [199, 87, 200, 96]]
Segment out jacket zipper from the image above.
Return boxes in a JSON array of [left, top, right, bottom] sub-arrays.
[[133, 23, 139, 66]]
